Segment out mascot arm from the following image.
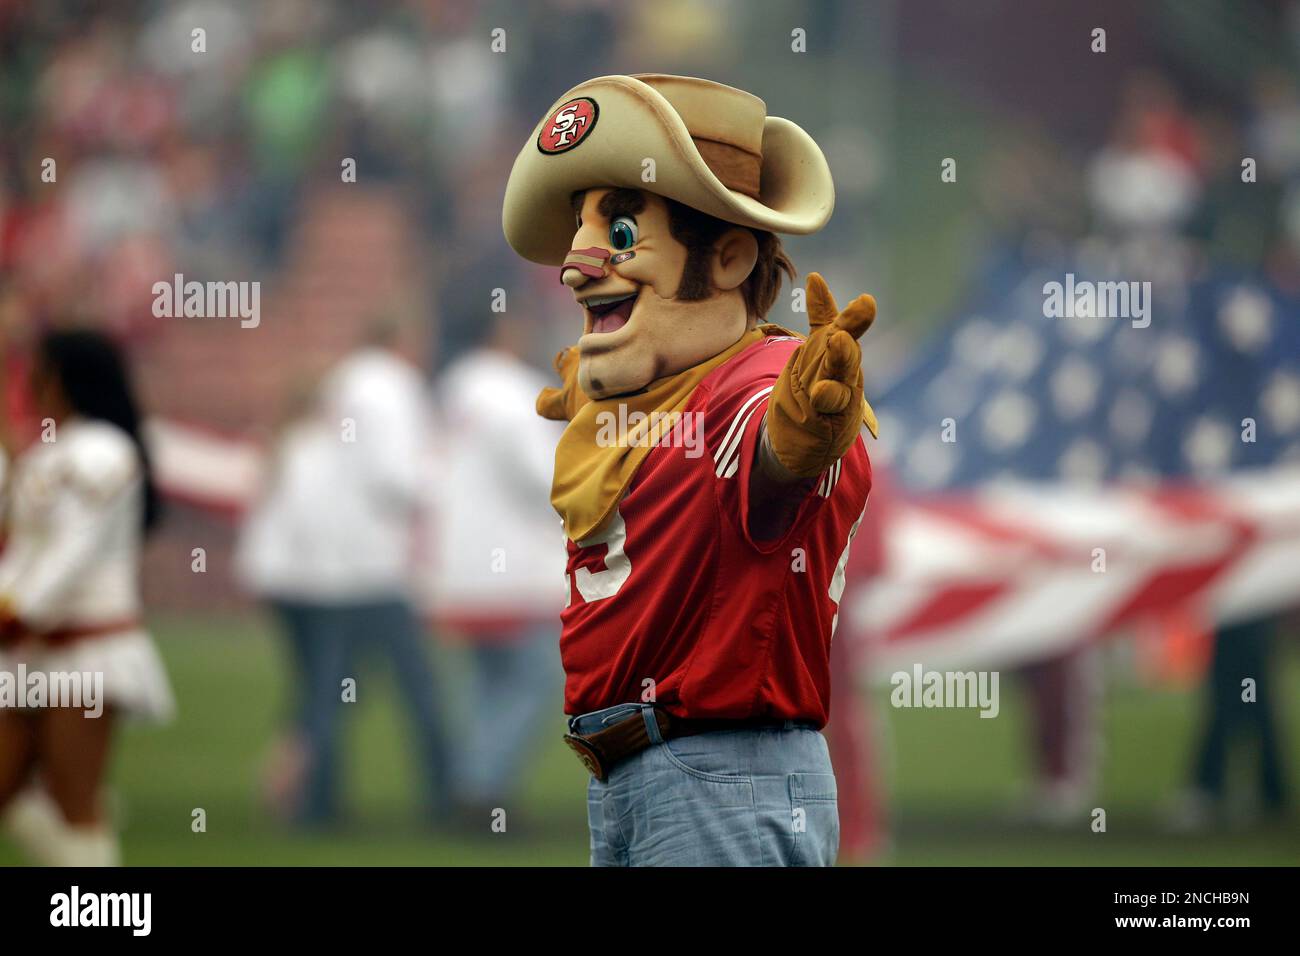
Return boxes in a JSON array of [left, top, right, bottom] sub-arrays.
[[749, 273, 877, 539], [762, 273, 876, 479]]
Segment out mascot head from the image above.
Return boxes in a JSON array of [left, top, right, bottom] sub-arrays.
[[503, 74, 834, 399]]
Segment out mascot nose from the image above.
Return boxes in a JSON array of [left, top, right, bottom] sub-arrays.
[[560, 246, 610, 286]]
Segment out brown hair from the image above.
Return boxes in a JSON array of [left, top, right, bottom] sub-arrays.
[[664, 198, 795, 320]]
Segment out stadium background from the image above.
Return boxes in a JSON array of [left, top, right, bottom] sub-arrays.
[[2, 0, 1298, 865]]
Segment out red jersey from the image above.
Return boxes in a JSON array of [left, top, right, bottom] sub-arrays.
[[560, 336, 872, 726]]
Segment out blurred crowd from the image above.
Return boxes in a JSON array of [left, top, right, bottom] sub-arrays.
[[963, 67, 1300, 331], [1, 0, 561, 356], [2, 0, 863, 380]]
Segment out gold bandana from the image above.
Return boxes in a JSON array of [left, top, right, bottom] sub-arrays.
[[552, 329, 760, 541], [550, 324, 876, 541]]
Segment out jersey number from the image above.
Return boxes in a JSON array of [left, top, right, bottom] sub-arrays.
[[566, 508, 631, 606], [565, 501, 865, 630]]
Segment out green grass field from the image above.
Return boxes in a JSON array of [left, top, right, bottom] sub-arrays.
[[2, 614, 1296, 866]]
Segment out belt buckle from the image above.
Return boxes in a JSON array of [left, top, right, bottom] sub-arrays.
[[570, 703, 642, 737], [563, 733, 609, 782]]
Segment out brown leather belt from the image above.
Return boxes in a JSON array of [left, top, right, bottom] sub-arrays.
[[563, 707, 802, 782]]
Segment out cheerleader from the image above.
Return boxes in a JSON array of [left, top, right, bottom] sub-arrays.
[[0, 329, 173, 866]]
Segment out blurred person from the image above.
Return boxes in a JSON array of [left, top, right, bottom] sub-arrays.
[[1247, 69, 1300, 182], [233, 374, 329, 821], [429, 308, 565, 822], [1171, 614, 1290, 830], [237, 317, 453, 827], [0, 329, 173, 866], [1187, 108, 1284, 271], [1017, 645, 1102, 827], [239, 25, 332, 265], [1087, 73, 1201, 235]]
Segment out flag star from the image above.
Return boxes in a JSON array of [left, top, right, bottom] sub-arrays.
[[1060, 307, 1108, 345], [1218, 286, 1273, 353], [1108, 387, 1155, 445], [1154, 334, 1200, 397], [1051, 357, 1101, 420], [981, 388, 1037, 451], [924, 366, 980, 420], [1058, 437, 1108, 484], [1182, 416, 1235, 475], [1260, 371, 1300, 434], [999, 327, 1044, 381], [905, 436, 959, 488], [952, 318, 999, 371]]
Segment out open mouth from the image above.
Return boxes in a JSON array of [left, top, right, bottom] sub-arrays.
[[583, 291, 637, 334]]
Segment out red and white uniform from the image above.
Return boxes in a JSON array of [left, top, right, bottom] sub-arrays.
[[560, 336, 872, 726], [0, 418, 174, 720]]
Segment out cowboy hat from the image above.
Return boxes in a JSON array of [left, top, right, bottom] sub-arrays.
[[502, 74, 835, 265]]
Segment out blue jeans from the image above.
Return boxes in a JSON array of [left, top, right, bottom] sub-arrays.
[[578, 704, 839, 866], [457, 626, 562, 805], [271, 598, 453, 824]]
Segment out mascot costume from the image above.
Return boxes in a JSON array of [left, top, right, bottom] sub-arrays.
[[503, 74, 877, 866]]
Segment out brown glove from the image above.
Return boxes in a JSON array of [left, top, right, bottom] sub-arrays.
[[767, 273, 878, 478], [536, 345, 590, 422]]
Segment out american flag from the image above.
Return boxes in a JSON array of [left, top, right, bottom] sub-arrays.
[[846, 257, 1300, 675]]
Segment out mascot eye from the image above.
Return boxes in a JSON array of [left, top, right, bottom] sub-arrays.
[[608, 217, 638, 251]]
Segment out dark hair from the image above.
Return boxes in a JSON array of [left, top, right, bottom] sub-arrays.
[[664, 198, 796, 319], [36, 330, 162, 533]]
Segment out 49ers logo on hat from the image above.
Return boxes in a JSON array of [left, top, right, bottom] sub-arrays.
[[537, 97, 599, 155]]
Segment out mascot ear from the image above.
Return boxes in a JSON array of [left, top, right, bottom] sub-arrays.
[[711, 228, 759, 293]]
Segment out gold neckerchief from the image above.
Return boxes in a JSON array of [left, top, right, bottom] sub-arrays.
[[550, 324, 876, 541]]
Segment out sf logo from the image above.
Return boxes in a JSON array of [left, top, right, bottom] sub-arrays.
[[538, 97, 598, 154], [550, 105, 586, 144]]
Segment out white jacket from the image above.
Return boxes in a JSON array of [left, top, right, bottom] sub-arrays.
[[233, 418, 342, 601], [423, 348, 566, 625], [237, 347, 431, 602]]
